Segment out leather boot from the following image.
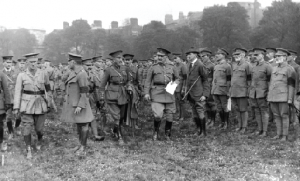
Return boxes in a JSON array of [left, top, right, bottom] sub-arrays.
[[91, 120, 105, 141], [206, 111, 211, 126], [218, 111, 224, 128], [36, 132, 43, 150], [165, 121, 172, 140], [153, 118, 161, 141], [26, 146, 32, 159], [281, 135, 287, 141], [208, 110, 216, 128], [76, 126, 88, 155], [7, 121, 13, 140], [193, 118, 201, 136], [221, 112, 229, 130], [199, 118, 206, 137]]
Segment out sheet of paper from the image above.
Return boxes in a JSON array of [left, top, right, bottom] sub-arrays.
[[165, 81, 178, 95]]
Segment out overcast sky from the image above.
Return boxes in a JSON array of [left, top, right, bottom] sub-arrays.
[[0, 0, 297, 33]]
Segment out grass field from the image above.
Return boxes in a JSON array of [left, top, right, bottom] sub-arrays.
[[1, 104, 300, 181]]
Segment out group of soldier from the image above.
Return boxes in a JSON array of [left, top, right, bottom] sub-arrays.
[[0, 45, 299, 159]]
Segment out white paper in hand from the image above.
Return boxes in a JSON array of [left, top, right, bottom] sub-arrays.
[[165, 81, 178, 95], [227, 98, 231, 111]]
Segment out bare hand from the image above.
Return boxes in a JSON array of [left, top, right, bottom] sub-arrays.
[[144, 94, 151, 101], [199, 96, 206, 102], [74, 107, 82, 114], [13, 109, 19, 116]]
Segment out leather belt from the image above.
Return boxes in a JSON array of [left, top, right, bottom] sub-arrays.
[[110, 82, 125, 86], [23, 90, 45, 95]]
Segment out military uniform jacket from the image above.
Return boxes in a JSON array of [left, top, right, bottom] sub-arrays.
[[230, 59, 251, 98], [203, 60, 215, 90], [175, 62, 188, 92], [87, 69, 101, 108], [0, 72, 11, 115], [144, 62, 180, 103], [186, 59, 210, 100], [288, 61, 300, 96], [60, 66, 94, 123], [267, 62, 295, 102], [99, 63, 129, 105], [2, 68, 19, 104], [127, 65, 139, 86], [211, 60, 232, 96], [249, 61, 272, 99], [14, 69, 50, 114]]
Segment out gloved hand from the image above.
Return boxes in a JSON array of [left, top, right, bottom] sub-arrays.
[[96, 101, 101, 109]]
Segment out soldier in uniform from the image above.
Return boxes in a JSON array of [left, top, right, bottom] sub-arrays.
[[0, 68, 11, 151], [199, 50, 216, 128], [2, 56, 18, 139], [287, 50, 300, 140], [249, 48, 272, 137], [82, 58, 105, 141], [268, 48, 296, 141], [172, 53, 187, 123], [123, 54, 140, 130], [93, 56, 107, 130], [13, 53, 52, 159], [212, 49, 232, 129], [99, 50, 129, 144], [17, 57, 27, 72], [60, 53, 94, 154], [144, 48, 180, 140], [230, 48, 251, 133], [184, 48, 209, 137]]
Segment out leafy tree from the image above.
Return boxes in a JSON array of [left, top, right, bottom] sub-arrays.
[[64, 19, 91, 55], [199, 3, 251, 52], [105, 34, 130, 55], [86, 29, 106, 57], [250, 0, 300, 50]]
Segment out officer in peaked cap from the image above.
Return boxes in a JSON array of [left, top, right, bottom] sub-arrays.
[[249, 48, 272, 137], [287, 49, 300, 141], [268, 48, 296, 141], [99, 50, 129, 145], [171, 52, 187, 124], [199, 49, 217, 128], [17, 57, 27, 72], [13, 52, 52, 159], [144, 47, 180, 141], [60, 53, 94, 154], [82, 58, 105, 141], [2, 55, 18, 140], [0, 56, 12, 151], [211, 48, 231, 130], [230, 47, 251, 134]]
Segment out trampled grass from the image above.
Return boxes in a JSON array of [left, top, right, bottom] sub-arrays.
[[1, 104, 300, 181]]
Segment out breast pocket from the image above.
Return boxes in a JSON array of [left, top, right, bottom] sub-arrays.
[[258, 70, 266, 79], [215, 69, 226, 79], [235, 68, 246, 77]]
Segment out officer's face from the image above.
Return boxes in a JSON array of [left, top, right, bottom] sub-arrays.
[[253, 53, 262, 62], [28, 59, 37, 70], [266, 52, 274, 60], [114, 57, 123, 66], [19, 62, 26, 68], [83, 63, 93, 71], [157, 54, 166, 63], [4, 60, 12, 68], [215, 53, 224, 61], [153, 55, 158, 61], [187, 53, 197, 61], [69, 60, 75, 69], [124, 58, 132, 65], [200, 54, 210, 62], [287, 55, 295, 62], [275, 55, 286, 64]]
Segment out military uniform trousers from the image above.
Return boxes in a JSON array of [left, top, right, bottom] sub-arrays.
[[270, 102, 289, 136], [206, 94, 216, 111], [151, 102, 176, 122], [231, 97, 248, 129], [21, 114, 45, 136], [0, 114, 6, 144], [213, 95, 228, 112], [106, 103, 127, 125], [249, 98, 269, 132]]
